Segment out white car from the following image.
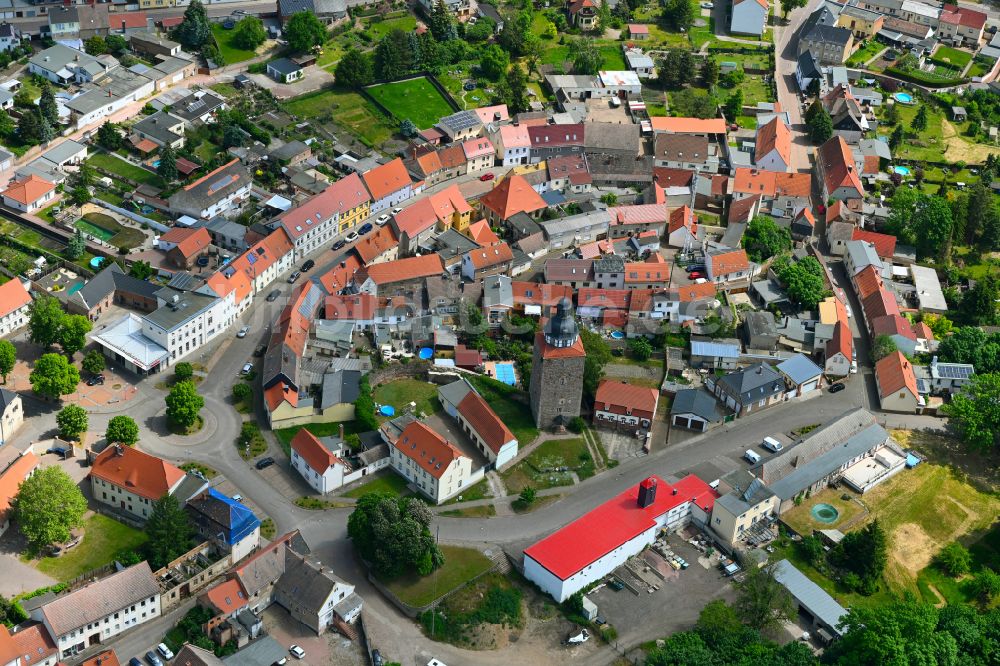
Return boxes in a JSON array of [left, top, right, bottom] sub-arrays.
[[289, 645, 305, 659], [391, 207, 403, 215], [700, 1, 713, 7], [156, 644, 174, 661], [762, 436, 783, 453], [377, 214, 391, 226], [237, 325, 250, 338], [345, 231, 359, 242]]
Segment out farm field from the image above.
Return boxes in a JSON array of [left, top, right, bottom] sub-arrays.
[[366, 77, 455, 129]]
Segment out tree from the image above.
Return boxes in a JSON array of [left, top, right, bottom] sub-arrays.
[[505, 65, 530, 115], [742, 215, 791, 262], [334, 48, 372, 89], [0, 108, 14, 139], [144, 494, 195, 569], [808, 106, 833, 143], [826, 600, 957, 665], [0, 340, 14, 384], [780, 0, 807, 18], [232, 382, 252, 403], [629, 336, 653, 361], [777, 257, 826, 309], [30, 353, 79, 400], [82, 349, 105, 376], [354, 375, 379, 431], [961, 275, 998, 325], [105, 34, 128, 55], [0, 595, 28, 627], [346, 492, 444, 577], [12, 467, 87, 549], [58, 314, 92, 358], [968, 568, 1000, 604], [174, 0, 211, 50], [56, 404, 88, 441], [106, 415, 139, 446], [662, 0, 694, 29], [871, 334, 898, 362], [498, 10, 534, 58], [17, 108, 41, 144], [466, 16, 495, 42], [221, 123, 244, 149], [285, 11, 327, 54], [942, 373, 1000, 452], [129, 260, 153, 280], [513, 486, 537, 511], [428, 0, 457, 41], [398, 119, 417, 138], [572, 38, 602, 75], [84, 35, 106, 56], [96, 121, 123, 150], [912, 104, 928, 132], [38, 84, 58, 126], [912, 195, 953, 261], [830, 520, 887, 594], [480, 43, 509, 80], [725, 88, 744, 119], [174, 362, 194, 381], [166, 380, 204, 430], [658, 49, 696, 89], [373, 28, 412, 81], [29, 296, 67, 350], [733, 561, 795, 632], [579, 328, 611, 398], [157, 144, 178, 182], [231, 15, 266, 50], [39, 117, 54, 144], [702, 56, 719, 87], [65, 229, 87, 261], [935, 542, 972, 577], [884, 100, 900, 125]]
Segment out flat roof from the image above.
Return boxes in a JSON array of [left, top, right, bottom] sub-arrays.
[[523, 474, 717, 580], [92, 313, 168, 371], [909, 264, 947, 311]]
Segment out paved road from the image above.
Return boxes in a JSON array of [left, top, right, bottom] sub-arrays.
[[6, 1, 277, 34], [773, 0, 824, 174]]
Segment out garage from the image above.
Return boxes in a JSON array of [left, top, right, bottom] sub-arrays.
[[777, 354, 824, 398], [670, 389, 728, 433], [671, 414, 706, 432]]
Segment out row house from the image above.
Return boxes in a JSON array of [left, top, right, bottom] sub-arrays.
[[362, 158, 417, 213], [937, 5, 987, 45], [754, 116, 792, 173], [88, 444, 204, 521], [462, 242, 514, 281], [354, 225, 399, 266], [492, 124, 531, 166], [593, 380, 659, 429], [277, 173, 367, 259], [654, 133, 719, 173], [817, 136, 864, 203], [357, 254, 445, 297], [731, 168, 812, 219], [607, 204, 668, 239], [667, 205, 700, 249], [577, 287, 631, 328], [439, 379, 518, 468], [389, 421, 476, 504], [547, 153, 592, 194], [527, 123, 584, 164], [463, 137, 495, 174], [393, 184, 472, 255], [706, 248, 752, 285], [479, 174, 547, 225]]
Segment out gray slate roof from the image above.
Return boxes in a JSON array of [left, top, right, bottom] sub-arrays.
[[717, 363, 785, 403], [773, 559, 848, 635], [776, 353, 823, 385], [671, 388, 727, 423], [319, 369, 361, 409], [39, 562, 158, 636], [438, 378, 474, 409]]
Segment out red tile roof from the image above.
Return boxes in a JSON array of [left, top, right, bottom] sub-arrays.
[[317, 254, 362, 293], [0, 278, 31, 319], [2, 174, 54, 205], [652, 167, 695, 188], [161, 226, 211, 259], [674, 281, 717, 302], [940, 5, 986, 28], [438, 144, 466, 170], [826, 320, 853, 361], [872, 314, 916, 341], [668, 205, 696, 234], [281, 173, 371, 240], [89, 446, 185, 501], [710, 249, 749, 275], [795, 208, 816, 227], [113, 11, 148, 28], [627, 23, 649, 33], [852, 229, 896, 259], [466, 242, 513, 270], [577, 288, 630, 311], [608, 204, 666, 227], [523, 475, 717, 580], [853, 265, 884, 300], [265, 382, 295, 411], [875, 351, 919, 400], [361, 254, 443, 285], [466, 219, 500, 246], [203, 578, 248, 616], [457, 391, 515, 452], [728, 194, 760, 224], [354, 224, 398, 264], [819, 136, 863, 197], [325, 293, 377, 321], [78, 650, 121, 666], [0, 626, 17, 666], [595, 380, 658, 415], [528, 123, 584, 148], [536, 330, 587, 360], [362, 158, 412, 201], [863, 287, 900, 321], [393, 421, 465, 480], [512, 282, 573, 308], [290, 428, 343, 475], [0, 451, 37, 524], [479, 174, 547, 220], [914, 321, 934, 341], [650, 117, 727, 134], [623, 261, 670, 284], [755, 116, 792, 166]]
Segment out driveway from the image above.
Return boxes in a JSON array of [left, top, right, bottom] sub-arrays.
[[0, 531, 56, 597]]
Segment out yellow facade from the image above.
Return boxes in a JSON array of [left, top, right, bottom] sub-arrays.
[[140, 0, 175, 8], [450, 207, 473, 233], [270, 401, 356, 429], [836, 13, 883, 40], [338, 201, 370, 232]]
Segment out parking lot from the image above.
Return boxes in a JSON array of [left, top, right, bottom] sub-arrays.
[[589, 535, 736, 646]]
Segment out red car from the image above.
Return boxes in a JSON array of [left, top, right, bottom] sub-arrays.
[[479, 172, 495, 182], [689, 271, 705, 279]]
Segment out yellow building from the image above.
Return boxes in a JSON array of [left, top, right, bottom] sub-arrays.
[[140, 0, 175, 8], [325, 172, 371, 233], [708, 471, 780, 551], [836, 6, 885, 40]]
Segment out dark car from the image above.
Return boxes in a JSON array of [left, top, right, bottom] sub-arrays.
[[685, 264, 706, 273], [145, 651, 164, 666], [253, 344, 267, 357], [828, 382, 846, 393], [372, 649, 384, 666], [256, 457, 275, 470], [129, 659, 143, 666], [608, 578, 624, 591], [266, 290, 281, 302], [86, 374, 105, 386], [333, 239, 347, 251], [358, 222, 374, 235], [301, 259, 315, 272]]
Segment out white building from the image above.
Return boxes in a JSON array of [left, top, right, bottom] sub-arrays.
[[30, 562, 161, 659], [438, 379, 518, 468], [731, 0, 768, 36], [28, 44, 114, 85], [88, 444, 189, 521], [168, 159, 252, 220], [0, 278, 31, 338], [388, 421, 478, 504], [523, 475, 717, 601], [1, 175, 55, 213], [492, 124, 531, 166]]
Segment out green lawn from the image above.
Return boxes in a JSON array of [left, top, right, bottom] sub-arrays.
[[209, 82, 238, 98], [282, 87, 394, 147], [32, 514, 148, 581], [364, 15, 417, 41], [740, 75, 774, 106], [372, 378, 441, 419], [967, 59, 993, 79], [540, 44, 627, 73], [876, 103, 946, 162], [88, 153, 164, 189], [342, 471, 412, 498], [441, 478, 492, 505], [466, 375, 538, 446], [273, 420, 362, 455], [930, 45, 973, 69], [211, 23, 259, 65], [501, 437, 593, 494], [382, 544, 493, 607], [846, 40, 886, 67], [366, 77, 454, 130]]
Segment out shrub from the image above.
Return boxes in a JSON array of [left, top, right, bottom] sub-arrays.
[[174, 362, 193, 381], [568, 416, 586, 433], [935, 542, 972, 577], [232, 382, 252, 403]]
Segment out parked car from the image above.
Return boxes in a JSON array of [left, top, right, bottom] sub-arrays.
[[256, 457, 275, 470], [358, 222, 374, 235], [49, 535, 82, 557], [156, 644, 174, 661], [372, 649, 384, 666], [608, 578, 624, 591], [828, 382, 846, 393], [266, 290, 281, 301], [237, 326, 250, 338], [232, 494, 243, 503], [688, 271, 705, 279], [86, 374, 105, 386], [391, 207, 403, 215], [289, 645, 305, 659], [241, 363, 253, 376], [685, 264, 706, 273], [744, 449, 762, 464], [301, 259, 315, 272], [287, 271, 301, 284], [129, 659, 143, 666], [479, 172, 495, 181], [762, 436, 783, 453], [345, 231, 359, 242], [333, 239, 347, 251], [700, 1, 713, 7], [376, 214, 391, 226], [254, 344, 267, 357], [145, 651, 164, 666]]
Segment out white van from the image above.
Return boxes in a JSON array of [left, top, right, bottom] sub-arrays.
[[744, 449, 761, 464], [762, 436, 783, 453]]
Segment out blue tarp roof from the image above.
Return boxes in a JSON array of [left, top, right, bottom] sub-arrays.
[[207, 488, 261, 546]]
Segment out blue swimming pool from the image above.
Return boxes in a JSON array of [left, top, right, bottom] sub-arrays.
[[610, 331, 625, 339], [66, 281, 85, 295], [495, 363, 516, 386], [893, 92, 914, 104], [893, 165, 911, 176]]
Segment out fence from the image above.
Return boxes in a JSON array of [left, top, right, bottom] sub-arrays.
[[94, 200, 170, 233]]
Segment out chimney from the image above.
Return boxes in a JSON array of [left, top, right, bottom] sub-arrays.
[[638, 477, 657, 508], [671, 487, 678, 496], [756, 365, 763, 374], [339, 423, 345, 440]]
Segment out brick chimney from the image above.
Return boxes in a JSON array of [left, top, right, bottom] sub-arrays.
[[638, 477, 657, 508]]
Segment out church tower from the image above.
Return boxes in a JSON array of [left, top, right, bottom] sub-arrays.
[[529, 298, 587, 429]]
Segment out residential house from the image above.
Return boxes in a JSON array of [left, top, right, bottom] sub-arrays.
[[0, 24, 20, 53], [826, 319, 853, 376], [289, 429, 351, 495], [1, 175, 55, 213], [437, 144, 468, 181], [463, 137, 495, 174], [584, 122, 642, 161], [436, 109, 483, 142], [438, 379, 518, 468], [546, 154, 592, 194], [492, 124, 532, 166], [795, 51, 823, 92], [30, 562, 160, 659], [593, 380, 659, 430], [353, 225, 399, 265], [777, 353, 824, 396], [654, 134, 719, 173], [356, 254, 444, 297], [670, 388, 729, 432], [712, 362, 786, 416], [462, 243, 514, 281], [362, 158, 415, 213], [0, 446, 37, 536], [477, 3, 505, 32], [626, 23, 650, 39], [845, 239, 883, 277], [170, 91, 227, 127], [388, 421, 476, 504], [528, 123, 585, 164], [706, 248, 752, 285], [791, 208, 816, 240], [0, 279, 31, 338], [28, 45, 113, 86], [130, 33, 182, 59], [744, 310, 779, 350], [690, 337, 741, 370], [158, 227, 212, 270], [278, 0, 350, 23], [185, 489, 261, 562], [608, 204, 667, 239], [836, 5, 885, 39], [731, 168, 812, 218], [731, 0, 768, 35], [623, 46, 655, 77], [875, 351, 922, 412], [798, 5, 854, 65], [817, 136, 863, 202], [708, 470, 779, 551], [88, 444, 198, 521], [479, 174, 547, 224], [937, 5, 987, 45], [927, 356, 974, 394], [46, 5, 110, 41], [131, 111, 186, 149], [667, 205, 699, 249], [568, 0, 599, 29], [755, 117, 792, 172], [822, 85, 870, 143], [168, 160, 252, 220], [278, 174, 365, 259]]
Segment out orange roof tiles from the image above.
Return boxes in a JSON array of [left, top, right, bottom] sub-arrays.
[[290, 428, 343, 475], [853, 265, 883, 300], [265, 382, 295, 411], [536, 330, 587, 360], [414, 149, 442, 176], [732, 168, 811, 198], [478, 174, 547, 220], [326, 293, 376, 321], [578, 287, 630, 311], [512, 282, 572, 307], [362, 254, 443, 285], [0, 278, 31, 318], [795, 208, 816, 227], [280, 173, 371, 240], [0, 626, 17, 666], [623, 262, 670, 284], [394, 185, 470, 237], [393, 421, 465, 479], [78, 650, 121, 666], [438, 144, 467, 170], [852, 229, 896, 259], [203, 578, 249, 616], [710, 249, 749, 275], [362, 158, 412, 201], [317, 254, 362, 293], [914, 321, 934, 341], [467, 242, 513, 270], [595, 380, 658, 415], [11, 622, 57, 665], [457, 391, 515, 453], [819, 136, 863, 197], [0, 451, 37, 522], [875, 351, 919, 400], [650, 117, 727, 134], [863, 287, 901, 321], [162, 226, 211, 259], [2, 174, 54, 205], [872, 314, 916, 341], [466, 219, 500, 246], [89, 446, 184, 501], [755, 116, 792, 167], [675, 281, 717, 302], [354, 224, 398, 265], [827, 320, 853, 361], [668, 205, 696, 234]]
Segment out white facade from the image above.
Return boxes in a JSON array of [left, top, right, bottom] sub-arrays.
[[756, 148, 789, 173], [290, 448, 344, 495], [33, 590, 161, 659], [3, 188, 54, 213], [0, 295, 30, 337], [388, 445, 478, 504], [70, 77, 156, 128], [144, 293, 236, 366], [369, 183, 414, 214], [826, 350, 851, 377], [90, 474, 183, 520]]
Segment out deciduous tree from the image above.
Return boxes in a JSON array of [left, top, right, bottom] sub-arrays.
[[106, 415, 139, 445], [56, 404, 88, 441], [733, 560, 795, 632], [285, 11, 327, 54], [580, 328, 611, 398], [30, 353, 79, 400], [942, 373, 1000, 452], [166, 380, 204, 430], [871, 334, 898, 362], [777, 256, 826, 309], [480, 43, 509, 80], [629, 336, 653, 361], [58, 314, 92, 357], [742, 215, 791, 262], [334, 48, 372, 89], [231, 15, 266, 51], [29, 297, 65, 349], [701, 56, 719, 87], [935, 542, 973, 577], [347, 492, 443, 577], [572, 38, 602, 75], [0, 339, 14, 384], [12, 466, 87, 548], [129, 260, 153, 280], [82, 349, 105, 376]]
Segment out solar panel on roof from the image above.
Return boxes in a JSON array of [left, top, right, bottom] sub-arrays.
[[256, 247, 265, 255], [937, 364, 973, 379], [210, 176, 231, 192], [247, 253, 257, 265]]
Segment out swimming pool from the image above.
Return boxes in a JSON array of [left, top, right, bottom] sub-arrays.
[[893, 92, 914, 104], [66, 281, 85, 295], [892, 165, 911, 176], [495, 363, 516, 386], [75, 219, 116, 242], [610, 331, 625, 340]]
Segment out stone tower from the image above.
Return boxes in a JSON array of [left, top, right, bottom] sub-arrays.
[[529, 298, 587, 429]]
